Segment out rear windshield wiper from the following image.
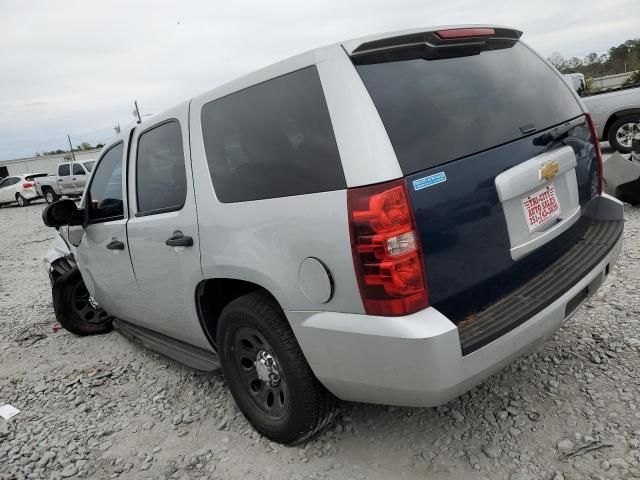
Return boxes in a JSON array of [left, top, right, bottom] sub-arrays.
[[533, 117, 586, 146]]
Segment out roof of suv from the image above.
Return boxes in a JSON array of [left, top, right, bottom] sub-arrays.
[[123, 24, 522, 139]]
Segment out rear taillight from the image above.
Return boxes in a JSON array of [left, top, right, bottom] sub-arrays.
[[348, 179, 429, 316], [585, 113, 604, 194], [435, 28, 495, 39], [22, 182, 34, 188]]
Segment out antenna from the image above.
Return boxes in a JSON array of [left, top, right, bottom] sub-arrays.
[[67, 134, 77, 162], [133, 101, 142, 124]]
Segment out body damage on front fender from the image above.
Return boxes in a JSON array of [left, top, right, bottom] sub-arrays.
[[44, 232, 76, 283]]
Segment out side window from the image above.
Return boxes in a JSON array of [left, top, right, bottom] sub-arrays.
[[73, 163, 85, 175], [87, 143, 124, 222], [1, 177, 18, 188], [136, 120, 186, 215], [201, 66, 345, 203], [58, 164, 70, 177]]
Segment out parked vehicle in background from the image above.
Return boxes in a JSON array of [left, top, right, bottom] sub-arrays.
[[35, 160, 96, 203], [564, 73, 586, 95], [42, 25, 623, 444], [580, 85, 640, 153], [0, 173, 47, 207], [604, 133, 640, 205]]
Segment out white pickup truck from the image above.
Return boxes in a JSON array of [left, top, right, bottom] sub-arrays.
[[35, 160, 96, 203], [581, 85, 640, 153]]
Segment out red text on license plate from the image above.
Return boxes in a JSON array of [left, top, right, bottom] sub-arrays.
[[521, 184, 561, 233]]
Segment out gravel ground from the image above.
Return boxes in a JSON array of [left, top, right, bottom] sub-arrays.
[[1, 190, 640, 480]]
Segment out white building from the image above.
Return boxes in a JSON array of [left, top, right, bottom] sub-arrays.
[[0, 148, 102, 178]]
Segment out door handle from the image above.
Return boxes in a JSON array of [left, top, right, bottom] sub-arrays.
[[106, 239, 125, 250], [166, 230, 193, 247], [58, 179, 63, 182]]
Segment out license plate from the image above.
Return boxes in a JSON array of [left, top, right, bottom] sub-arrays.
[[521, 184, 561, 233]]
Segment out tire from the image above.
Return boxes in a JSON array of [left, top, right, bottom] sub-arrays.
[[52, 267, 113, 336], [44, 189, 59, 204], [16, 194, 29, 207], [217, 291, 338, 444], [608, 115, 640, 154]]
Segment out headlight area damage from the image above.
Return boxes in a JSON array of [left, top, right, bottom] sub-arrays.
[[43, 232, 75, 285], [604, 134, 640, 206]]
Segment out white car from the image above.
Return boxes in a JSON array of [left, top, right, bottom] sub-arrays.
[[0, 173, 46, 207]]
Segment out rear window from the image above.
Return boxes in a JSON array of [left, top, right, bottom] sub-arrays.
[[201, 66, 345, 203], [356, 42, 583, 174]]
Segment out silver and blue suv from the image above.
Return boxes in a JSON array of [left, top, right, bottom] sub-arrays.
[[43, 25, 624, 444]]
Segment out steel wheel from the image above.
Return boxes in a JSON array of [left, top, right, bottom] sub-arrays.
[[231, 327, 289, 420], [615, 122, 640, 149], [70, 281, 110, 325]]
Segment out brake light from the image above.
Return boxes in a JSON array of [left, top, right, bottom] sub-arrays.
[[22, 182, 34, 188], [585, 113, 604, 194], [348, 179, 429, 316], [436, 28, 495, 39]]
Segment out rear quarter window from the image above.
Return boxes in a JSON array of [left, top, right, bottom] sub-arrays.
[[201, 66, 346, 203], [356, 42, 583, 174]]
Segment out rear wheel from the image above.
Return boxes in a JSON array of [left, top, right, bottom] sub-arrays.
[[16, 194, 29, 207], [608, 115, 640, 153], [45, 189, 59, 204], [53, 268, 113, 336], [217, 292, 337, 444]]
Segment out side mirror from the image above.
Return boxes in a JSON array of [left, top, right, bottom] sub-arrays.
[[42, 199, 84, 228]]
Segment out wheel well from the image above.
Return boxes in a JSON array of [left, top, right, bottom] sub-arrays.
[[42, 185, 53, 193], [196, 278, 278, 349]]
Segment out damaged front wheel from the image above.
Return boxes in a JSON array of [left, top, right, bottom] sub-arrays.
[[52, 267, 113, 336]]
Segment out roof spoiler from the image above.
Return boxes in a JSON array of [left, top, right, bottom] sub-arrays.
[[345, 26, 522, 62]]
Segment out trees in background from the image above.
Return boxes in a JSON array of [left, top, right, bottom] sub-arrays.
[[548, 39, 640, 81], [36, 142, 104, 157]]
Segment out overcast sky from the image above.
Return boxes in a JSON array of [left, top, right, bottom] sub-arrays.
[[1, 0, 638, 160]]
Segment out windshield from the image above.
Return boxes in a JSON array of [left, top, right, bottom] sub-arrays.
[[356, 42, 583, 174]]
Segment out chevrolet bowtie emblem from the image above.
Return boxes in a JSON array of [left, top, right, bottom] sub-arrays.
[[539, 160, 560, 181]]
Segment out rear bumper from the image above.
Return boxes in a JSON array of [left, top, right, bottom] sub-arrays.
[[287, 195, 624, 407], [22, 188, 40, 200]]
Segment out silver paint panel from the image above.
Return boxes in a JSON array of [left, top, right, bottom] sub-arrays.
[[314, 45, 402, 187], [189, 72, 365, 316], [125, 103, 209, 350]]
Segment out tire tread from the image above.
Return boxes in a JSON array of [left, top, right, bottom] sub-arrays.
[[219, 291, 338, 444]]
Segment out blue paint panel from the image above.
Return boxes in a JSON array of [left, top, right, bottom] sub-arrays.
[[406, 121, 596, 322]]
